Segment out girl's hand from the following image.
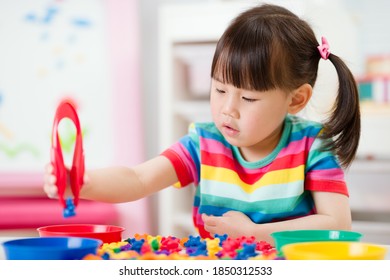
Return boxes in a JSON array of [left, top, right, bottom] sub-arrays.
[[43, 163, 89, 199], [43, 163, 59, 198], [202, 211, 256, 238]]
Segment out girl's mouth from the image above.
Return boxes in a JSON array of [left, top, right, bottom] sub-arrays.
[[222, 123, 239, 137]]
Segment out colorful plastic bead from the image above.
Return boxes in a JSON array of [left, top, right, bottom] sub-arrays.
[[63, 198, 76, 218], [92, 234, 275, 260]]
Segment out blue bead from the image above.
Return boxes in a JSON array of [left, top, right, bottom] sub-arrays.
[[214, 234, 228, 245], [63, 198, 76, 218], [101, 252, 110, 260]]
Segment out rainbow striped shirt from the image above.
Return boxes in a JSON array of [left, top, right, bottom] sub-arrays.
[[161, 115, 348, 238]]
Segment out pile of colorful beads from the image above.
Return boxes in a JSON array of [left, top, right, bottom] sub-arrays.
[[83, 234, 279, 260]]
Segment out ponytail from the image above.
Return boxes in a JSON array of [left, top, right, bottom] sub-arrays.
[[321, 54, 361, 168]]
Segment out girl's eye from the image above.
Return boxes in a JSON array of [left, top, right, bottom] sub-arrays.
[[242, 97, 257, 102], [216, 88, 225, 94]]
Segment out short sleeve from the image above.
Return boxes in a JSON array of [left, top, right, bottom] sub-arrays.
[[304, 136, 348, 196], [161, 123, 201, 188]]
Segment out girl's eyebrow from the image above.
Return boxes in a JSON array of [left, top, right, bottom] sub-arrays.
[[213, 77, 223, 83]]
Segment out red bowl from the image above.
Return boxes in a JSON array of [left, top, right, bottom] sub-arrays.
[[37, 224, 125, 244]]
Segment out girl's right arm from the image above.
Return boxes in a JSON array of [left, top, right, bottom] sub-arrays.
[[44, 155, 178, 203]]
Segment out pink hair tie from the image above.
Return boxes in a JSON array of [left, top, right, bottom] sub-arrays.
[[317, 36, 330, 60]]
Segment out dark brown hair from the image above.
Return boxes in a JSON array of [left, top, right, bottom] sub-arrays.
[[211, 4, 360, 168]]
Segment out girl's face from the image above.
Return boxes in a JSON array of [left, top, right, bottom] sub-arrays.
[[210, 78, 292, 162]]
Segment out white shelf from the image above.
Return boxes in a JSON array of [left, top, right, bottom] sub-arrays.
[[349, 159, 390, 172], [352, 221, 390, 244], [174, 101, 211, 122], [361, 102, 390, 115]]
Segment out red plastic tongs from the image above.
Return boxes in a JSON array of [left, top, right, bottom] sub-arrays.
[[51, 100, 85, 218]]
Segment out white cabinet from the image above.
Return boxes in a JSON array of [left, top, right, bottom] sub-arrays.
[[347, 159, 390, 244], [348, 105, 390, 244], [358, 104, 390, 158]]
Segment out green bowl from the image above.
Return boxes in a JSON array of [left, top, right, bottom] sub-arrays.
[[271, 230, 363, 253]]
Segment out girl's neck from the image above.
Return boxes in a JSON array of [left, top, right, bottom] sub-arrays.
[[238, 122, 284, 163]]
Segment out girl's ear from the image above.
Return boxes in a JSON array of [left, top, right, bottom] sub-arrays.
[[288, 83, 312, 114]]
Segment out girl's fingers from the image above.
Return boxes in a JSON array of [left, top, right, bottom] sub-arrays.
[[45, 163, 54, 173], [44, 183, 58, 198]]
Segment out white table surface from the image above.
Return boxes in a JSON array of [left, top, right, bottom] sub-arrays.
[[1, 237, 390, 260]]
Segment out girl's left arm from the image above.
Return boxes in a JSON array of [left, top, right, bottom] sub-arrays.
[[202, 191, 351, 245], [310, 191, 352, 229]]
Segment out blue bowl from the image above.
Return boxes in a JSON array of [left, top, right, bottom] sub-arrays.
[[2, 237, 102, 260]]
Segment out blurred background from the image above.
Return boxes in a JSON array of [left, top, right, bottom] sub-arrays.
[[1, 0, 389, 244]]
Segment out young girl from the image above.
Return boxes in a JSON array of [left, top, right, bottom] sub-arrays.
[[44, 4, 360, 245]]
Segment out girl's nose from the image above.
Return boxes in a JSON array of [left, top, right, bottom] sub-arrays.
[[222, 95, 239, 119]]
